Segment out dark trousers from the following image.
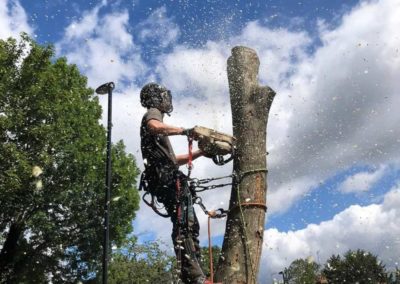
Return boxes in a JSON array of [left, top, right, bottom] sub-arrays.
[[159, 173, 205, 284]]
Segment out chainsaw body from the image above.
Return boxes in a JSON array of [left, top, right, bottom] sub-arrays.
[[192, 126, 235, 165]]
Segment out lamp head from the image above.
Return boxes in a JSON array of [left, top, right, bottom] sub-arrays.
[[96, 82, 115, 95]]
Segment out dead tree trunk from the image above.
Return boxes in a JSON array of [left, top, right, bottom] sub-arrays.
[[215, 46, 275, 284]]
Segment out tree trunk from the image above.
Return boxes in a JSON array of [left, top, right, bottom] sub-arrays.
[[0, 222, 23, 278], [215, 46, 275, 284]]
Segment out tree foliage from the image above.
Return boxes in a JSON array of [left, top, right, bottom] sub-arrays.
[[387, 268, 400, 284], [0, 35, 140, 283], [322, 249, 388, 284], [108, 237, 175, 284], [108, 240, 223, 284], [200, 245, 221, 279], [286, 258, 320, 284]]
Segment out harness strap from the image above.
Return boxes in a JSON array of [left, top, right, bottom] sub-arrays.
[[175, 177, 183, 275], [142, 192, 170, 218], [187, 136, 193, 177]]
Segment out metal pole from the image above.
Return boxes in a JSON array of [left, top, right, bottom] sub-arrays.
[[96, 82, 115, 284], [279, 268, 289, 284]]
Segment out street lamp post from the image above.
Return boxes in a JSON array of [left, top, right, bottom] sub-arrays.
[[95, 82, 115, 284], [279, 268, 289, 284]]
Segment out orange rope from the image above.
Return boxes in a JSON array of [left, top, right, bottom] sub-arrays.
[[208, 216, 214, 283]]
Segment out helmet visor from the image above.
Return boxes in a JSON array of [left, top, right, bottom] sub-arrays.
[[160, 90, 173, 113]]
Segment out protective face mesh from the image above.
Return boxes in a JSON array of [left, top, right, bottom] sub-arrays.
[[159, 90, 173, 113]]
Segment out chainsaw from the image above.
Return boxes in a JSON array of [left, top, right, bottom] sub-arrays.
[[191, 126, 235, 165]]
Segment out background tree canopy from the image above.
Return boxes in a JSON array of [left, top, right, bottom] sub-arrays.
[[322, 249, 388, 284], [0, 35, 140, 283], [277, 249, 399, 284], [108, 237, 175, 284], [285, 258, 320, 284], [108, 239, 221, 284]]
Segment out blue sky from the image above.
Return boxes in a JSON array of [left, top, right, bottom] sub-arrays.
[[22, 1, 358, 43], [2, 0, 400, 282]]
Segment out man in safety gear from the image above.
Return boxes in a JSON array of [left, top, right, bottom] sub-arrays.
[[139, 82, 210, 284]]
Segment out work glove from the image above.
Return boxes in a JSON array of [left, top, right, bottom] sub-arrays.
[[181, 128, 194, 137]]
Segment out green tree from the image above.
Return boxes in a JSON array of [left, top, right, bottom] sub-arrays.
[[108, 242, 223, 283], [387, 267, 400, 284], [286, 258, 320, 284], [108, 237, 175, 284], [322, 249, 388, 284], [0, 35, 140, 283], [200, 245, 221, 279]]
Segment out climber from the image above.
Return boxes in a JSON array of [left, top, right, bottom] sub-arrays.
[[139, 82, 211, 284]]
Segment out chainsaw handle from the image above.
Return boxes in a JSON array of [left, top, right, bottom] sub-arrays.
[[212, 154, 234, 166]]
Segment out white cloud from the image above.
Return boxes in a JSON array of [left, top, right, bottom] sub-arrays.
[[0, 0, 33, 39], [137, 6, 180, 48], [261, 185, 400, 283], [231, 20, 311, 87], [269, 0, 400, 184], [56, 3, 147, 88], [157, 42, 229, 101], [268, 177, 317, 214], [339, 165, 386, 193]]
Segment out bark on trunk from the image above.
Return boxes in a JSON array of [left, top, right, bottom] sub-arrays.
[[0, 222, 24, 277], [215, 46, 275, 284]]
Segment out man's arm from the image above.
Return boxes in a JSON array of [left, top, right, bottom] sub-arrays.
[[147, 119, 184, 136], [175, 150, 203, 166], [147, 119, 204, 165]]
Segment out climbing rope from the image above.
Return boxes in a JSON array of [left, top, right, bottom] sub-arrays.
[[208, 216, 214, 283], [193, 196, 227, 284], [142, 191, 170, 218]]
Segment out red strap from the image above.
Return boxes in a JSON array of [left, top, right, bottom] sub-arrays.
[[176, 178, 181, 222], [187, 137, 193, 177]]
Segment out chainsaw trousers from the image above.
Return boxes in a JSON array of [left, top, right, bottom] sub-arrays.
[[161, 174, 205, 284]]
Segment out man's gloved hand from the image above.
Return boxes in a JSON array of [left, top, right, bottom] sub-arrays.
[[181, 128, 194, 137]]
